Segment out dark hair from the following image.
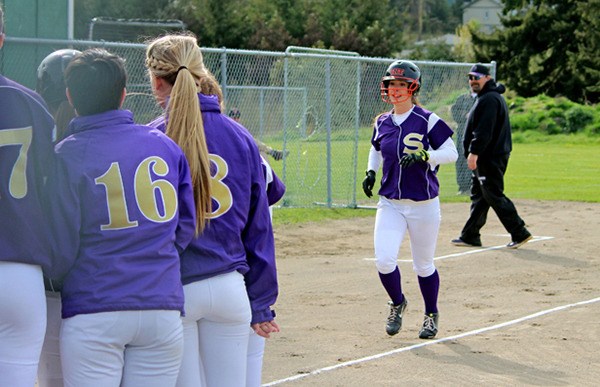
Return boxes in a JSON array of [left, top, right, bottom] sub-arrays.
[[65, 49, 127, 116]]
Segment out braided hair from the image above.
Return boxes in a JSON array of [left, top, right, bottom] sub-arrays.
[[145, 33, 216, 234]]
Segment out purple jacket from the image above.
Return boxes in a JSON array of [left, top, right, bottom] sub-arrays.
[[48, 110, 196, 318], [0, 76, 55, 270], [371, 106, 454, 201], [149, 94, 278, 324], [261, 158, 286, 206]]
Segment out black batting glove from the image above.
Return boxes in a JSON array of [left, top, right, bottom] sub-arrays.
[[362, 170, 376, 198], [269, 149, 286, 161], [400, 150, 430, 168]]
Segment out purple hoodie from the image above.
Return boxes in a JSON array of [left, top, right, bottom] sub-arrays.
[[149, 93, 278, 324], [48, 109, 195, 318], [0, 76, 55, 270]]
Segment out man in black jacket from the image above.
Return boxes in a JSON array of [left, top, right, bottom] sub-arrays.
[[451, 64, 532, 249]]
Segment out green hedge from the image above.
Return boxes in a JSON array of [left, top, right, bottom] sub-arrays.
[[507, 94, 599, 136]]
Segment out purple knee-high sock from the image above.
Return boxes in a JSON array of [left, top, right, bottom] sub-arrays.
[[418, 270, 440, 314], [378, 266, 404, 305]]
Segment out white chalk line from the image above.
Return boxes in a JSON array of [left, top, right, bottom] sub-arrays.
[[263, 295, 600, 386], [362, 235, 555, 263]]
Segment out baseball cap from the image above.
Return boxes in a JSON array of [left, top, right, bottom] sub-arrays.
[[468, 63, 490, 77]]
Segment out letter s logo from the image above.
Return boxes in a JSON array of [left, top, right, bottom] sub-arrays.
[[403, 133, 424, 154]]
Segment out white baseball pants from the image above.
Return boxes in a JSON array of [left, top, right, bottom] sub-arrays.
[[176, 270, 251, 387], [374, 196, 440, 277], [60, 310, 183, 387], [0, 261, 46, 387]]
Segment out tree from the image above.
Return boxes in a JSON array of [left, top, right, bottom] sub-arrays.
[[471, 0, 599, 104], [74, 0, 171, 38]]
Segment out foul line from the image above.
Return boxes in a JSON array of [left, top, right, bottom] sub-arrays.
[[263, 295, 600, 386], [362, 235, 555, 263]]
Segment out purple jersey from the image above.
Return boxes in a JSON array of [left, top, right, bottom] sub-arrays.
[[261, 157, 286, 206], [48, 110, 196, 318], [371, 106, 454, 201], [149, 94, 278, 324], [0, 77, 55, 270]]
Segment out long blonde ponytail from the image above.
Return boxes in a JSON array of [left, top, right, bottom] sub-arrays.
[[146, 33, 213, 234]]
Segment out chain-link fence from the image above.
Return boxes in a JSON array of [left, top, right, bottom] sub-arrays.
[[1, 36, 494, 208]]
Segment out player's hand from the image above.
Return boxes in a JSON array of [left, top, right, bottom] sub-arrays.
[[362, 170, 376, 198], [400, 150, 429, 168], [252, 320, 281, 338], [269, 149, 286, 161]]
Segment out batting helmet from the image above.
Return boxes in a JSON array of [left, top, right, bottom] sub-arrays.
[[380, 60, 421, 104], [36, 49, 81, 113]]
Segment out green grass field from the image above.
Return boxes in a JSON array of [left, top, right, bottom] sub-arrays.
[[272, 137, 600, 225]]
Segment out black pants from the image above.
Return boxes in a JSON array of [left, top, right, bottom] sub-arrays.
[[460, 154, 529, 243]]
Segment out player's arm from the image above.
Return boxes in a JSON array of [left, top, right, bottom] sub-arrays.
[[43, 147, 81, 280], [243, 142, 279, 325], [363, 146, 382, 197]]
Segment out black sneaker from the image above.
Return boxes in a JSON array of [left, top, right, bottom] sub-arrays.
[[419, 312, 439, 339], [451, 238, 482, 247], [507, 235, 533, 249], [386, 298, 408, 336]]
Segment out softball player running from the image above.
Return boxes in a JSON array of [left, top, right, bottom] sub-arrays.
[[362, 60, 457, 339], [0, 7, 56, 385], [35, 48, 80, 387], [47, 49, 198, 387], [145, 33, 279, 387]]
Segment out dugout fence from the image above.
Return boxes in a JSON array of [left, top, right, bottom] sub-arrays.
[[1, 36, 495, 208]]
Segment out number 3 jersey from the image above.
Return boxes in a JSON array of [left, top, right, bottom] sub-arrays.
[[148, 93, 278, 325], [49, 109, 196, 318], [0, 77, 55, 270]]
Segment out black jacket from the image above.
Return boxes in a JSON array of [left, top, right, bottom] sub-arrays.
[[463, 80, 512, 160]]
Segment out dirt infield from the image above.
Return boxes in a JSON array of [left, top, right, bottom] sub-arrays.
[[262, 200, 600, 386]]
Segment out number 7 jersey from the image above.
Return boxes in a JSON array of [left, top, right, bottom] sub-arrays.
[[0, 78, 55, 270]]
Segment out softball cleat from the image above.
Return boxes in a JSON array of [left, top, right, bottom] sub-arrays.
[[386, 298, 408, 336], [419, 312, 439, 339]]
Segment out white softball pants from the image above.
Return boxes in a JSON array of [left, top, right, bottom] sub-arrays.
[[176, 271, 252, 387], [374, 196, 440, 277], [37, 291, 63, 387], [0, 261, 46, 387], [246, 329, 266, 387], [60, 310, 183, 387]]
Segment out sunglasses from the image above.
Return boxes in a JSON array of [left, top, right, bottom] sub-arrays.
[[468, 74, 483, 81]]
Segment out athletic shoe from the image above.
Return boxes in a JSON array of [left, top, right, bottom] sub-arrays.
[[507, 235, 533, 249], [386, 298, 408, 336], [451, 237, 482, 247], [419, 312, 439, 339]]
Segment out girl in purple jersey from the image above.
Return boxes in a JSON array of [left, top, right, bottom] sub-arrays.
[[145, 33, 279, 387], [362, 60, 457, 339], [0, 7, 57, 385], [47, 49, 199, 387], [35, 48, 81, 387]]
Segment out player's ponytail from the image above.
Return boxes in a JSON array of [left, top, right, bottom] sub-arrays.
[[146, 33, 213, 234]]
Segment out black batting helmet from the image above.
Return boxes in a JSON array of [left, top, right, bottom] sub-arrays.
[[36, 49, 81, 112], [381, 60, 422, 103]]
